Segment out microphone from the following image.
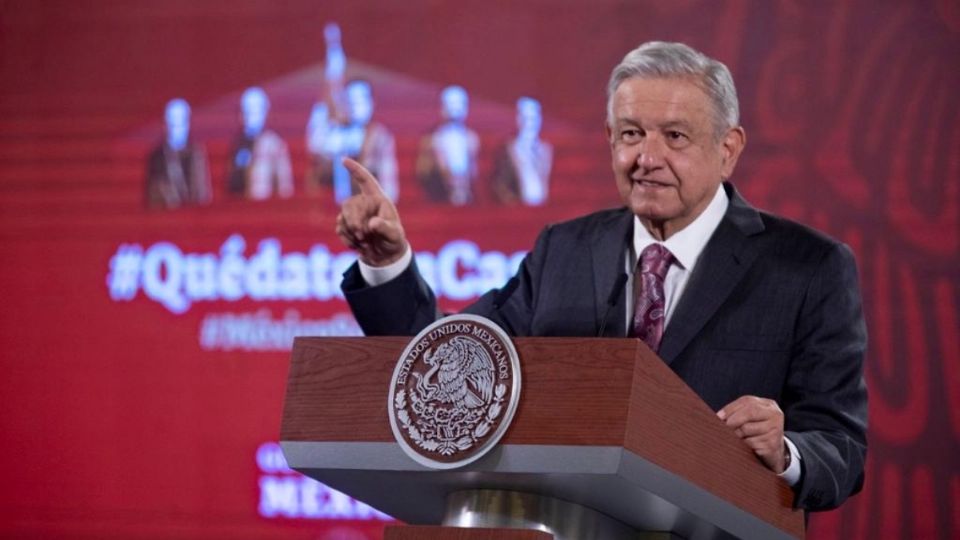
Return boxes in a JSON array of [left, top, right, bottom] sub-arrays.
[[597, 272, 629, 337]]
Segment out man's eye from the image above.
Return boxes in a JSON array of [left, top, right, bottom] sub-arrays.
[[621, 129, 642, 141], [667, 130, 687, 140]]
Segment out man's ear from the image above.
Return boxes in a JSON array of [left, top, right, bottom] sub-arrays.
[[720, 126, 746, 180], [604, 123, 614, 148]]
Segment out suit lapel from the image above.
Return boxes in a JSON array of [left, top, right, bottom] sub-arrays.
[[592, 209, 633, 337], [658, 184, 765, 363]]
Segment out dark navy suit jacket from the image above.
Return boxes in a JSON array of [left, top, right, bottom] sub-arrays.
[[342, 182, 868, 511]]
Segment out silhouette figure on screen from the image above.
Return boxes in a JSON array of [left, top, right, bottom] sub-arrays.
[[416, 85, 480, 205], [145, 98, 211, 210], [305, 24, 398, 203], [227, 87, 293, 200], [492, 97, 553, 206]]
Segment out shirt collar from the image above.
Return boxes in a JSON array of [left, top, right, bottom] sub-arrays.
[[632, 184, 729, 270]]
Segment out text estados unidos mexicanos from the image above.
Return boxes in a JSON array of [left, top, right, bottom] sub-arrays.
[[107, 234, 525, 314]]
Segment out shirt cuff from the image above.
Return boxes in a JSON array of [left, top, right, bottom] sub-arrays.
[[358, 245, 413, 286], [778, 436, 802, 486]]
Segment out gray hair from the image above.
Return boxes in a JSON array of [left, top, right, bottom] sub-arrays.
[[606, 41, 739, 136]]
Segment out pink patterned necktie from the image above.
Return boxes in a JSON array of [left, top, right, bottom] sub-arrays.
[[632, 244, 675, 352]]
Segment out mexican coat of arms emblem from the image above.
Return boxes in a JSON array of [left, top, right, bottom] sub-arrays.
[[388, 314, 521, 469]]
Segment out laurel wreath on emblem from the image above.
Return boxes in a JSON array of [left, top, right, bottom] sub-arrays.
[[395, 383, 507, 455]]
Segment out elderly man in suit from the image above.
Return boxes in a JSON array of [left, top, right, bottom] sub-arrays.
[[334, 41, 867, 512]]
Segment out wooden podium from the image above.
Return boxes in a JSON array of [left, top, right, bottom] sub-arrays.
[[280, 337, 804, 539]]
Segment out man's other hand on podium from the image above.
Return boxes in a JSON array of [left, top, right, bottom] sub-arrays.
[[717, 395, 787, 474]]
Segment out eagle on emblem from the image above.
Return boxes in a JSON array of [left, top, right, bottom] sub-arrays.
[[413, 335, 496, 409]]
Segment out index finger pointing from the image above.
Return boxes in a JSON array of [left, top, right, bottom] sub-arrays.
[[342, 157, 385, 198]]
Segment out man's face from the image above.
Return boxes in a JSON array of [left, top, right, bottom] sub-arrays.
[[607, 77, 744, 239]]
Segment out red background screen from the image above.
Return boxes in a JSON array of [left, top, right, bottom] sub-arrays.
[[1, 1, 958, 538]]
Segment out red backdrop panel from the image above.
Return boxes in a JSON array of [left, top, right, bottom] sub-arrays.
[[1, 1, 957, 538]]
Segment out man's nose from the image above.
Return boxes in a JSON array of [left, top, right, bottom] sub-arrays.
[[636, 137, 666, 171]]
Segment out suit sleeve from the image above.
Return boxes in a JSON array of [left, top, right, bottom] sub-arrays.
[[341, 225, 554, 337], [784, 242, 868, 511], [341, 257, 443, 336]]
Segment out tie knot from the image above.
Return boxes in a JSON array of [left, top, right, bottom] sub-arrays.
[[639, 244, 674, 280]]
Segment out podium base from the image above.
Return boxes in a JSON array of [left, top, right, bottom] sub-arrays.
[[441, 489, 680, 540]]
